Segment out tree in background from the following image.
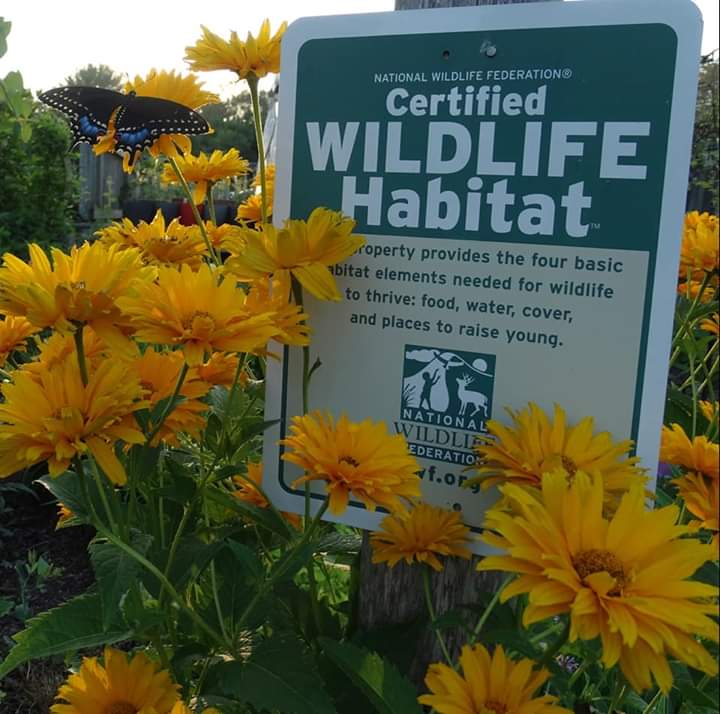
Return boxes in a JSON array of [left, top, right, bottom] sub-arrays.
[[64, 63, 124, 90], [193, 89, 270, 163], [688, 50, 719, 213]]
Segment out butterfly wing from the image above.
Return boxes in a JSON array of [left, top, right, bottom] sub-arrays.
[[39, 86, 126, 148], [113, 96, 210, 154]]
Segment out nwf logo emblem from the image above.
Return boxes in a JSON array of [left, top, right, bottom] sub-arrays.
[[400, 345, 495, 433]]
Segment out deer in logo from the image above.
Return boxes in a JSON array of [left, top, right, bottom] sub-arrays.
[[456, 373, 488, 419]]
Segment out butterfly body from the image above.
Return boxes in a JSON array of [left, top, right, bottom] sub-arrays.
[[39, 86, 210, 157]]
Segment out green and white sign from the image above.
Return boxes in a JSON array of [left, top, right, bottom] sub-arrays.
[[263, 0, 702, 543]]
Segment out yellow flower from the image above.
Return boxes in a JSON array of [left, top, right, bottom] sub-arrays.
[[253, 163, 275, 191], [244, 277, 311, 348], [677, 276, 718, 303], [280, 411, 421, 515], [0, 315, 37, 366], [56, 502, 74, 529], [194, 351, 242, 387], [233, 461, 302, 528], [660, 423, 719, 479], [700, 312, 719, 336], [468, 403, 646, 502], [370, 503, 472, 571], [196, 220, 245, 251], [161, 148, 250, 204], [51, 647, 180, 714], [23, 328, 111, 380], [678, 211, 719, 279], [233, 461, 268, 509], [225, 208, 366, 301], [130, 349, 210, 447], [418, 643, 570, 714], [236, 193, 265, 224], [699, 400, 718, 424], [0, 355, 146, 484], [478, 470, 718, 693], [95, 69, 218, 171], [237, 164, 276, 224], [674, 472, 719, 546], [117, 263, 278, 366], [0, 242, 155, 354], [97, 210, 208, 270], [185, 20, 287, 79]]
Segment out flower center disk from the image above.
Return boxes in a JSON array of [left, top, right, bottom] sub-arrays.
[[484, 701, 508, 714], [105, 703, 137, 714], [572, 548, 626, 595], [339, 455, 359, 467]]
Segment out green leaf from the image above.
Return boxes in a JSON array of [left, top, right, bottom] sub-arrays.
[[38, 471, 91, 522], [205, 484, 293, 540], [694, 559, 720, 588], [165, 537, 225, 591], [269, 538, 315, 583], [0, 19, 10, 59], [319, 638, 422, 714], [0, 598, 14, 618], [0, 592, 131, 679], [207, 633, 336, 714], [89, 532, 152, 629], [19, 120, 32, 142], [125, 444, 161, 483]]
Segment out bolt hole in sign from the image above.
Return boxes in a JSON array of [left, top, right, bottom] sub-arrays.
[[263, 0, 702, 550]]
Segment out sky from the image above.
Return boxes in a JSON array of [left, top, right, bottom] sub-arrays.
[[1, 0, 718, 99]]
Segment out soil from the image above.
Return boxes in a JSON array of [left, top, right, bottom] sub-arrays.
[[0, 475, 95, 714]]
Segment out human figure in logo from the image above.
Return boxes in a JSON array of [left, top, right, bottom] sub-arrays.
[[419, 370, 440, 410]]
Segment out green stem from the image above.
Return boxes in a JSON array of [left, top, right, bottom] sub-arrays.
[[207, 182, 217, 225], [159, 498, 197, 608], [246, 74, 268, 224], [539, 617, 571, 667], [147, 362, 189, 445], [73, 325, 89, 387], [679, 339, 718, 390], [101, 526, 227, 649], [167, 155, 220, 265], [204, 500, 231, 646], [689, 350, 699, 436], [640, 689, 664, 714], [567, 657, 594, 688], [234, 499, 329, 635], [75, 456, 117, 535], [230, 470, 293, 540], [290, 278, 314, 528], [670, 271, 714, 362], [469, 575, 512, 644], [89, 458, 120, 537], [608, 680, 628, 713], [422, 566, 454, 666]]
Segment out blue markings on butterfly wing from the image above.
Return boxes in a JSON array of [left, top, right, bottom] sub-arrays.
[[116, 127, 152, 150], [71, 114, 107, 144], [78, 114, 105, 139]]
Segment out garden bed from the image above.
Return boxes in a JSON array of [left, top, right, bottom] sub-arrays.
[[0, 479, 94, 713]]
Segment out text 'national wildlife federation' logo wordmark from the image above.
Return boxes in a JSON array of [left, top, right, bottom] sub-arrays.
[[401, 344, 495, 435]]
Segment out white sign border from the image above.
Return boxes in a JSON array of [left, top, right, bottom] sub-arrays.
[[264, 0, 703, 537]]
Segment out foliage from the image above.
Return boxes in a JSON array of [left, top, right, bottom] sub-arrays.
[[0, 108, 76, 252], [194, 90, 270, 162], [689, 52, 719, 212], [0, 17, 75, 252], [64, 63, 124, 91]]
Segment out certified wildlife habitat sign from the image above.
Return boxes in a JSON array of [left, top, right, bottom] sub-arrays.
[[263, 0, 702, 545]]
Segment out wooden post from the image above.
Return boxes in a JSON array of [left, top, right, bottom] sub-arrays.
[[356, 0, 556, 686]]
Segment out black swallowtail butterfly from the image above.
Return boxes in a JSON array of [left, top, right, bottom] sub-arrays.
[[39, 86, 210, 159]]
